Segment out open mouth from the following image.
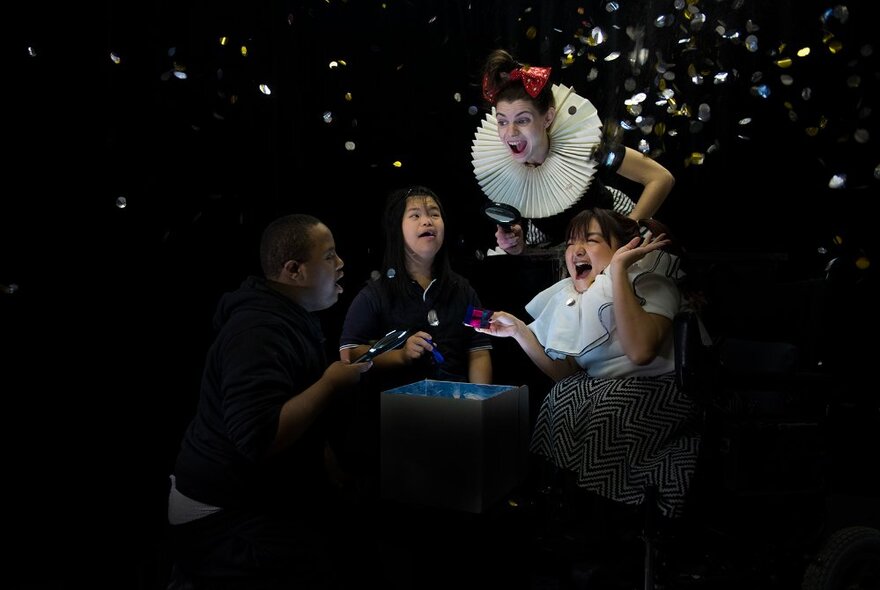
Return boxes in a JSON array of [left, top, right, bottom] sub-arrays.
[[507, 141, 525, 154], [418, 231, 436, 238], [574, 262, 592, 279]]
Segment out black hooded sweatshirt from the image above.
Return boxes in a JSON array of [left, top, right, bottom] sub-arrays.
[[173, 275, 331, 512]]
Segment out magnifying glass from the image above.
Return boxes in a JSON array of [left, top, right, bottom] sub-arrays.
[[352, 329, 411, 363], [482, 202, 522, 231]]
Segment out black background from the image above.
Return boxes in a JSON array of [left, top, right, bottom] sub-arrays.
[[2, 1, 877, 586]]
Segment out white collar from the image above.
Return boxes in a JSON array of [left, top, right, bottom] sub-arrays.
[[471, 84, 603, 219], [525, 250, 683, 358]]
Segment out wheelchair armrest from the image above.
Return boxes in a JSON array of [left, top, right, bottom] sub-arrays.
[[674, 310, 712, 393]]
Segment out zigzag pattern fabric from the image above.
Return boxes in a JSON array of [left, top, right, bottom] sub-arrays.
[[530, 373, 701, 518]]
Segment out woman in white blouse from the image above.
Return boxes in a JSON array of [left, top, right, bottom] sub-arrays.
[[476, 207, 700, 518]]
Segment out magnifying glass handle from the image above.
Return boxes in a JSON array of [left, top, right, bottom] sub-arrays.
[[352, 350, 375, 364]]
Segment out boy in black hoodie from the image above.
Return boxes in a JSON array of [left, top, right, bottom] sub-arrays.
[[167, 214, 371, 589]]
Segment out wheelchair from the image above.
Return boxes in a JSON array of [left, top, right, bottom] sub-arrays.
[[637, 256, 880, 590], [469, 247, 879, 589]]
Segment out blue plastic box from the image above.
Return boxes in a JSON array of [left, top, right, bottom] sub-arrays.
[[380, 379, 529, 513]]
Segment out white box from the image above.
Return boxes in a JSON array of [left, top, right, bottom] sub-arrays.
[[380, 380, 530, 513]]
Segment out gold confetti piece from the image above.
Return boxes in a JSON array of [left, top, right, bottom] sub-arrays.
[[774, 57, 793, 68], [685, 152, 705, 166]]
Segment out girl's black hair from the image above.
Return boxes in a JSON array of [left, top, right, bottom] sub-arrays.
[[566, 208, 681, 256], [381, 185, 456, 305]]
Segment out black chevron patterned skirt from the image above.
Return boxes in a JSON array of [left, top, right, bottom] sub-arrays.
[[530, 372, 701, 518]]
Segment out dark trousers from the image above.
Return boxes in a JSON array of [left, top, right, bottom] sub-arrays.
[[166, 506, 335, 590]]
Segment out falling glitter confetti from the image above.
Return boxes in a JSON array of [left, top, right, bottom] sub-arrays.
[[828, 174, 847, 189]]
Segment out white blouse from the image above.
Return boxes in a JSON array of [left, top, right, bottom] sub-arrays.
[[526, 250, 682, 378]]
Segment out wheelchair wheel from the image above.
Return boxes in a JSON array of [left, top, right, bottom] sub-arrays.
[[801, 525, 880, 590]]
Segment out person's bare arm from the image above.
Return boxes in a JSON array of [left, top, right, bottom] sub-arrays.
[[467, 348, 493, 383], [477, 312, 578, 382], [608, 233, 673, 364], [616, 146, 675, 220]]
